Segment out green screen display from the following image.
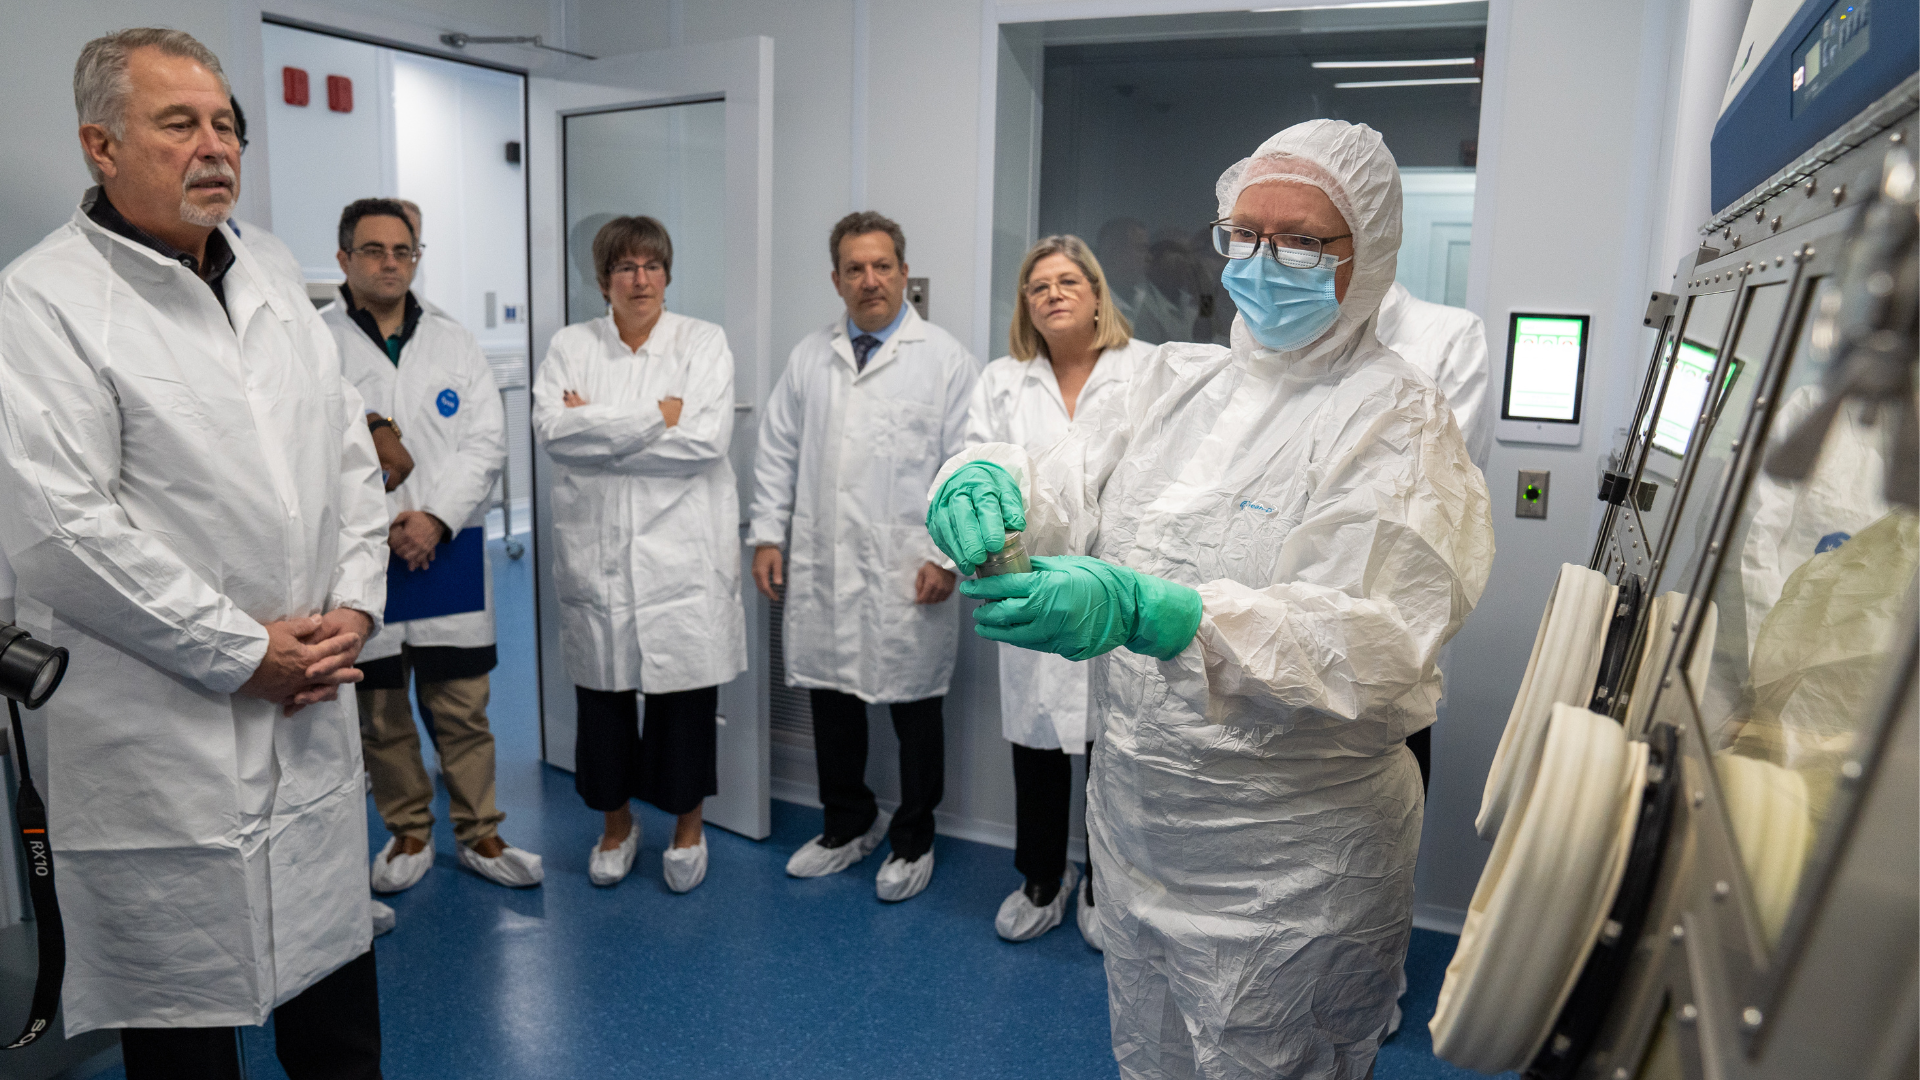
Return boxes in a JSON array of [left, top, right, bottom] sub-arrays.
[[1503, 315, 1587, 422]]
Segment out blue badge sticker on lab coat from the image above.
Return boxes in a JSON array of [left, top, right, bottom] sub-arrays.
[[436, 388, 460, 417]]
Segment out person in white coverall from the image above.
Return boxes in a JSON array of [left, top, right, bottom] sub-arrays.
[[533, 215, 747, 894], [967, 234, 1155, 947], [1376, 281, 1491, 470], [323, 198, 544, 894], [749, 211, 979, 903], [927, 120, 1495, 1078], [0, 30, 389, 1075], [1373, 280, 1491, 793]]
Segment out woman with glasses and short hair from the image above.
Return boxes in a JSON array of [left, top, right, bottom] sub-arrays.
[[966, 235, 1154, 946], [532, 215, 747, 892]]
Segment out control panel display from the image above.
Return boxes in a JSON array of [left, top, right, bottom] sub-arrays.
[[1793, 0, 1872, 117], [1502, 314, 1589, 424]]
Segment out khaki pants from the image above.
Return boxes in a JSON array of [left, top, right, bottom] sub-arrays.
[[357, 672, 505, 847]]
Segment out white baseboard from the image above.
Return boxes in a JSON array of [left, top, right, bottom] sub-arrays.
[[1413, 903, 1467, 936], [770, 786, 1087, 865]]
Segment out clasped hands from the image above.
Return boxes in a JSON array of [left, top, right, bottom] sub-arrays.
[[237, 608, 373, 717], [925, 461, 1203, 662]]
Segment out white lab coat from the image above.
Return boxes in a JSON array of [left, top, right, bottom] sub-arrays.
[[963, 340, 1155, 750], [1375, 281, 1492, 469], [532, 312, 747, 693], [323, 298, 506, 661], [0, 205, 389, 1034], [936, 121, 1496, 1078], [748, 306, 979, 703], [230, 219, 305, 288]]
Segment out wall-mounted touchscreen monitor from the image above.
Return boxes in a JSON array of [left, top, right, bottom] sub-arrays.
[[1497, 312, 1589, 447]]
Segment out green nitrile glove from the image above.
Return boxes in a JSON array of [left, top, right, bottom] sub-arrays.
[[926, 461, 1027, 575], [959, 555, 1202, 662]]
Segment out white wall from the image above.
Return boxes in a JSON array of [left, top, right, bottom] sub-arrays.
[[262, 22, 397, 278], [393, 51, 530, 353]]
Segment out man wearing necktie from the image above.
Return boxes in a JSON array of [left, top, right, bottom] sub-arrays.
[[748, 212, 980, 903]]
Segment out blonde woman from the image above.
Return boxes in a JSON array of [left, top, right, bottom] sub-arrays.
[[966, 235, 1154, 945]]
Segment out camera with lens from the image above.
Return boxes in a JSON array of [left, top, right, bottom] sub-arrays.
[[0, 624, 66, 710]]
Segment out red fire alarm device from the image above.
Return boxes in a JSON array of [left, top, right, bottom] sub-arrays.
[[326, 75, 353, 113], [282, 67, 310, 107]]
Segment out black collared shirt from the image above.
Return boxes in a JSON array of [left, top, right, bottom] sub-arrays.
[[84, 187, 236, 314], [338, 283, 424, 366]]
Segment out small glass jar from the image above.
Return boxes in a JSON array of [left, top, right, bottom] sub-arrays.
[[975, 531, 1032, 577]]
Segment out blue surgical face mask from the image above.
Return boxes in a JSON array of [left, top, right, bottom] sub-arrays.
[[1219, 253, 1344, 352]]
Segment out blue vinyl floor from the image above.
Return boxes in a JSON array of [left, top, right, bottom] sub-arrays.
[[94, 540, 1504, 1080]]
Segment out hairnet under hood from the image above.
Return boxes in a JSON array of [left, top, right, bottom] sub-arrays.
[[1215, 119, 1403, 364]]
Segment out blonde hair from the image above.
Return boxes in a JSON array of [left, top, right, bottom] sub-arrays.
[[1009, 234, 1133, 361]]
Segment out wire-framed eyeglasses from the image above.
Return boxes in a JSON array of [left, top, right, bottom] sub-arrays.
[[349, 243, 424, 264], [1209, 221, 1352, 269]]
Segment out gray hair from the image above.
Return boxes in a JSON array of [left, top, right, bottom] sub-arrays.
[[75, 29, 232, 182]]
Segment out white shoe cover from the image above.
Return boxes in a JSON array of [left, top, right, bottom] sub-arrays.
[[1076, 872, 1105, 952], [459, 842, 545, 887], [588, 824, 640, 887], [875, 849, 935, 903], [370, 836, 432, 894], [370, 899, 396, 937], [996, 863, 1078, 942], [785, 812, 890, 878], [663, 836, 708, 894]]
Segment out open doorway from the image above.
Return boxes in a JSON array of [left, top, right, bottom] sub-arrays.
[[990, 4, 1487, 354], [258, 20, 540, 760]]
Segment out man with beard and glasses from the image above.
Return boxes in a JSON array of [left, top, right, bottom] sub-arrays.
[[0, 29, 389, 1077]]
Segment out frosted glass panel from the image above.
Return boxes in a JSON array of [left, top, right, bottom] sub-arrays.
[[563, 100, 726, 328]]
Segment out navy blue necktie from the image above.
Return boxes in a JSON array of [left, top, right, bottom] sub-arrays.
[[852, 334, 881, 372]]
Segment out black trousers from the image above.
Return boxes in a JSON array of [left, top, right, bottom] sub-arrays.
[[810, 690, 943, 861], [1011, 741, 1092, 894], [119, 949, 381, 1080], [1408, 726, 1432, 793], [574, 685, 719, 816]]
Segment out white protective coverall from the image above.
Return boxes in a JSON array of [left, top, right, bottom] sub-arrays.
[[933, 121, 1494, 1078], [0, 207, 389, 1033], [323, 297, 506, 661], [532, 311, 747, 693], [748, 305, 978, 703], [964, 339, 1156, 749], [1375, 281, 1492, 469]]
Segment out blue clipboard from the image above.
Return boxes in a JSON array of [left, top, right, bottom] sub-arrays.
[[385, 526, 485, 624]]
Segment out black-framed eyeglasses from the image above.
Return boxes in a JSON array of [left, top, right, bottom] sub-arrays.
[[350, 243, 424, 264], [1210, 221, 1353, 269]]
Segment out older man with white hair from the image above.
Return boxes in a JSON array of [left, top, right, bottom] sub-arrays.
[[0, 29, 389, 1077]]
